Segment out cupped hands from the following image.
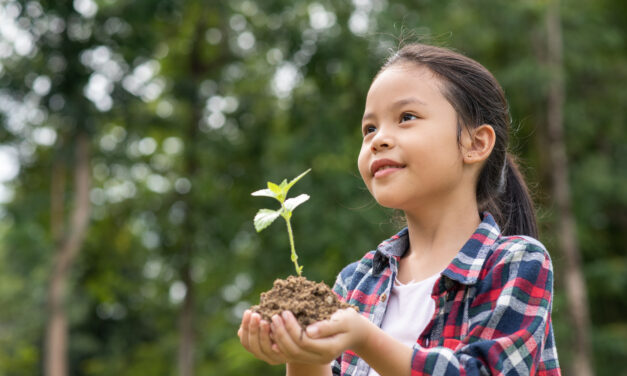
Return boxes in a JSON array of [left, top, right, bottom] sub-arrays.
[[238, 307, 371, 365]]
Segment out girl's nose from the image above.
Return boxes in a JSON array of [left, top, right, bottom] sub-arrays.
[[371, 129, 394, 152]]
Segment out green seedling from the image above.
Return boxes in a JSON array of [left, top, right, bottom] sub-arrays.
[[252, 169, 311, 276]]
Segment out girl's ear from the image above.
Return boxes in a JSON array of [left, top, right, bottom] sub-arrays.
[[462, 124, 496, 164]]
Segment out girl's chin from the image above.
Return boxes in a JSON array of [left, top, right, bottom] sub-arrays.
[[373, 196, 406, 210]]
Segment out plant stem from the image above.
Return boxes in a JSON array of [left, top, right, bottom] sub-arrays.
[[284, 216, 301, 276]]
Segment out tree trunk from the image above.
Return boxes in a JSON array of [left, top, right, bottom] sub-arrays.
[[176, 15, 206, 376], [44, 132, 91, 376], [545, 1, 594, 375], [178, 261, 195, 376]]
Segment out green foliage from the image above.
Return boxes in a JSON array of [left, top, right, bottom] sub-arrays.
[[252, 169, 311, 275], [0, 0, 625, 375]]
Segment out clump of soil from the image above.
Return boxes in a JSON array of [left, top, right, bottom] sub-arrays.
[[251, 275, 355, 328]]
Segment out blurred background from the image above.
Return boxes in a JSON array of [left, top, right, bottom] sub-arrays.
[[0, 0, 625, 375]]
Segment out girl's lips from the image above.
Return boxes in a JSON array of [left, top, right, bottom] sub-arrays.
[[370, 158, 406, 178], [373, 166, 404, 178]]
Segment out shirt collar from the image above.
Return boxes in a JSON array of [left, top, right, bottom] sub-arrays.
[[372, 212, 501, 285]]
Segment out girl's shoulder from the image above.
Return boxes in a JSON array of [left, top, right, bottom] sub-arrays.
[[491, 234, 550, 261], [478, 234, 554, 282]]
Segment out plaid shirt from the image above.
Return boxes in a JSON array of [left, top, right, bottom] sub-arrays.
[[331, 213, 561, 376]]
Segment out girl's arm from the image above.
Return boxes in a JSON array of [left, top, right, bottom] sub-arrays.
[[346, 323, 414, 376], [286, 363, 332, 376]]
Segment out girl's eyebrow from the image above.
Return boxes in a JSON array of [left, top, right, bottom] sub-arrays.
[[362, 97, 427, 123]]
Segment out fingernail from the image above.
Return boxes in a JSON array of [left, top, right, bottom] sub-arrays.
[[282, 311, 291, 320], [306, 325, 319, 337]]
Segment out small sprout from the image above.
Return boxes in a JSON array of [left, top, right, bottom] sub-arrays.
[[252, 169, 311, 276]]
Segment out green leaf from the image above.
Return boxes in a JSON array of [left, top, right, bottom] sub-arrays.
[[284, 169, 311, 194], [278, 179, 288, 191], [251, 189, 277, 198], [253, 209, 281, 232], [267, 182, 282, 195], [283, 194, 310, 212]]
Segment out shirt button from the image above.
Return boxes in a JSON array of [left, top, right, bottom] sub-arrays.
[[380, 293, 387, 302]]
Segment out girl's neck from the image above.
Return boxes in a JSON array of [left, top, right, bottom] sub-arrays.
[[397, 195, 481, 283]]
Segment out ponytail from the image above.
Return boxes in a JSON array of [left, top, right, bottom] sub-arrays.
[[479, 154, 538, 238]]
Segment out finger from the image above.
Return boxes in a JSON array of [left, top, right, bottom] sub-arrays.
[[259, 319, 286, 363], [281, 311, 309, 344], [239, 310, 252, 348], [277, 311, 326, 359], [252, 315, 284, 364], [274, 311, 341, 364], [239, 311, 285, 365], [329, 307, 358, 321], [271, 314, 307, 359], [306, 310, 351, 339], [259, 319, 274, 350], [247, 313, 266, 357]]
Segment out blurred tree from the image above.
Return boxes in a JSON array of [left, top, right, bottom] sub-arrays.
[[544, 0, 593, 375], [46, 131, 91, 376]]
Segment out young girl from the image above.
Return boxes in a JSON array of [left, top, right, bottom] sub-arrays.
[[238, 43, 561, 376]]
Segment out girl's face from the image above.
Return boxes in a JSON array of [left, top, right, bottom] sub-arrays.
[[357, 64, 467, 212]]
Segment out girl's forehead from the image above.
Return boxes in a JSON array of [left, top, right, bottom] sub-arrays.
[[372, 64, 439, 87], [366, 64, 444, 103]]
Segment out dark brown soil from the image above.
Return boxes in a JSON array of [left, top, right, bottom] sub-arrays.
[[251, 275, 355, 328]]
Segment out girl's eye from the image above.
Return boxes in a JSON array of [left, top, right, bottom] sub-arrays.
[[363, 125, 377, 135], [400, 113, 418, 122]]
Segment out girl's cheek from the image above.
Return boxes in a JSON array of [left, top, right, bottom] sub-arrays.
[[357, 160, 370, 184], [357, 147, 370, 177]]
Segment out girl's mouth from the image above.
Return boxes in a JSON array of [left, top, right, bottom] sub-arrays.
[[370, 159, 405, 178]]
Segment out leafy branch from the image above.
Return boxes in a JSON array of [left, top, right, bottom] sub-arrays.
[[251, 169, 311, 276]]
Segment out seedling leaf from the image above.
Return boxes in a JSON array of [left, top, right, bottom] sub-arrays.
[[285, 168, 311, 193], [251, 168, 311, 276], [279, 179, 288, 191], [267, 182, 282, 195], [253, 209, 281, 232], [284, 194, 310, 212], [251, 189, 276, 198]]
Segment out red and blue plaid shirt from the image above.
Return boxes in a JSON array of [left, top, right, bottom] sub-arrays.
[[331, 212, 561, 375]]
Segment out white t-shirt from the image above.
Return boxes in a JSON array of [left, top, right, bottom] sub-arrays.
[[366, 273, 440, 376]]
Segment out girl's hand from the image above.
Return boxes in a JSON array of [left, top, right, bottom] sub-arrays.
[[270, 308, 372, 364], [238, 310, 287, 365]]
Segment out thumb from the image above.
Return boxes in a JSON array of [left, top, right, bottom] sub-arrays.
[[306, 309, 353, 339]]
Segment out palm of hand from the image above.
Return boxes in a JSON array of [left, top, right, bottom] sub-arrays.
[[239, 308, 370, 365]]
